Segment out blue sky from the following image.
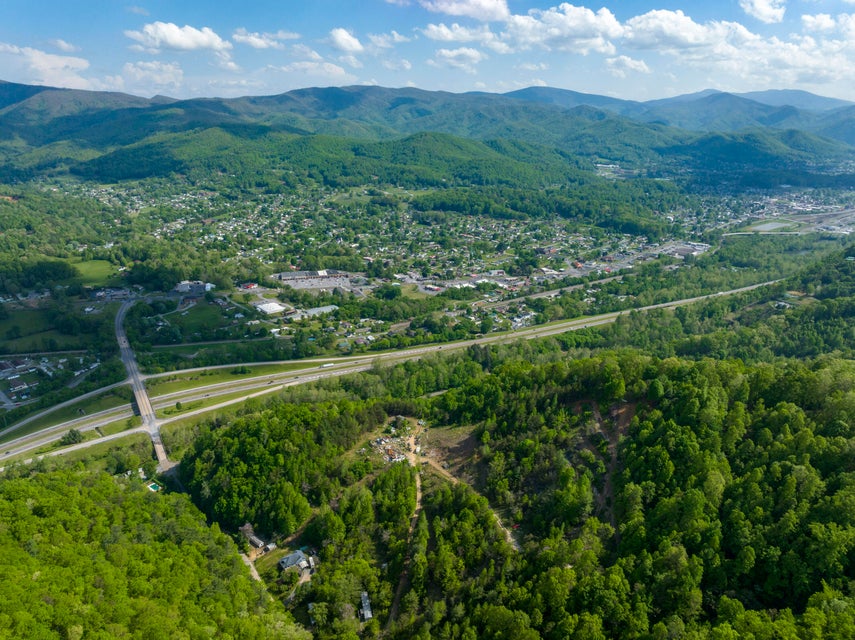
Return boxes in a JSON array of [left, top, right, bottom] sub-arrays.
[[3, 1, 855, 101]]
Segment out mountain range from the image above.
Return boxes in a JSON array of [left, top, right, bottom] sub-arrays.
[[2, 80, 855, 188]]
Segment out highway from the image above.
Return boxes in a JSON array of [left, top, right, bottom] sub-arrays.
[[0, 279, 780, 467]]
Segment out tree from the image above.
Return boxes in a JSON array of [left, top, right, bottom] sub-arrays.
[[60, 429, 84, 446]]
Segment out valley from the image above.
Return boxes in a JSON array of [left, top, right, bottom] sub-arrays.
[[2, 78, 855, 639]]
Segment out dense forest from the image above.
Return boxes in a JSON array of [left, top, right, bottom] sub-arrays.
[[0, 467, 309, 639], [153, 249, 855, 638], [172, 341, 855, 638]]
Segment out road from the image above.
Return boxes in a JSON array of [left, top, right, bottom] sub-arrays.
[[116, 300, 172, 471], [1, 279, 780, 465]]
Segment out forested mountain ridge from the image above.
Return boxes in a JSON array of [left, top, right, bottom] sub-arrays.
[[2, 81, 855, 186]]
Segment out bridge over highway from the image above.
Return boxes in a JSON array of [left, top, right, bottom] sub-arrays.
[[115, 300, 174, 471]]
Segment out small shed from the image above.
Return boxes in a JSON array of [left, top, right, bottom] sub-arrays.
[[360, 591, 373, 621]]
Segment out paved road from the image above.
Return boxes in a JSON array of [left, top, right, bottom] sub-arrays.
[[1, 380, 127, 441], [116, 300, 172, 471], [1, 279, 781, 465]]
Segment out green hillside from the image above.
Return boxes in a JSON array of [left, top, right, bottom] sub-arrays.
[[4, 82, 854, 186]]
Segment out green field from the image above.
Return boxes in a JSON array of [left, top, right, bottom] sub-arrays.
[[399, 283, 430, 300], [0, 305, 112, 352], [69, 259, 122, 287], [1, 430, 151, 468], [100, 416, 142, 436], [0, 308, 54, 341], [2, 329, 87, 352], [169, 303, 231, 335]]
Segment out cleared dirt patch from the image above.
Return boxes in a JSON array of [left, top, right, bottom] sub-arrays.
[[419, 423, 479, 484]]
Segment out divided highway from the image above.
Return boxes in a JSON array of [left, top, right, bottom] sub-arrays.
[[1, 279, 779, 467]]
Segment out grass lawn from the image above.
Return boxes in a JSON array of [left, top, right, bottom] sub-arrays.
[[99, 416, 142, 436], [0, 389, 133, 444], [172, 303, 231, 335], [0, 396, 130, 443], [69, 259, 122, 287], [399, 283, 430, 300], [256, 547, 292, 575]]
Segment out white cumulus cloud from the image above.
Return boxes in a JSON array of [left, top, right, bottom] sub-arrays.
[[383, 58, 413, 71], [275, 60, 357, 82], [503, 5, 623, 54], [233, 28, 299, 49], [515, 61, 548, 71], [625, 10, 725, 49], [368, 30, 410, 49], [421, 22, 509, 52], [339, 54, 363, 69], [50, 39, 79, 53], [291, 44, 323, 61], [801, 14, 836, 32], [0, 42, 92, 88], [429, 46, 486, 73], [606, 55, 650, 78], [125, 22, 232, 52], [329, 28, 364, 53], [419, 0, 509, 22], [740, 0, 786, 24], [616, 8, 855, 92]]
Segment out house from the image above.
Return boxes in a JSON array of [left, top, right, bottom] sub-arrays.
[[360, 592, 373, 621], [279, 549, 313, 572]]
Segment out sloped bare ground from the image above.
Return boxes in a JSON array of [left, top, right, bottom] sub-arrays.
[[580, 401, 635, 541]]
